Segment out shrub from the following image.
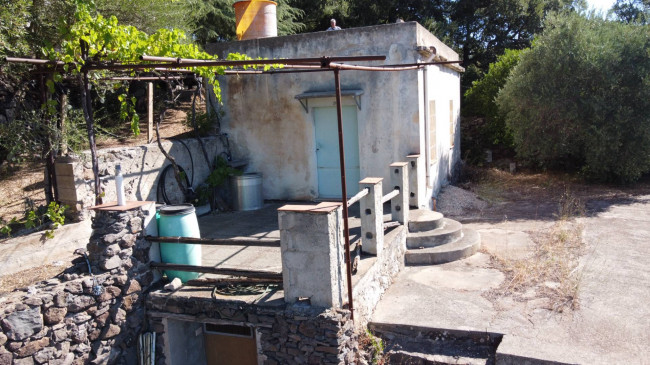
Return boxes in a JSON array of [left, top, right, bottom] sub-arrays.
[[463, 48, 524, 161], [497, 13, 650, 182]]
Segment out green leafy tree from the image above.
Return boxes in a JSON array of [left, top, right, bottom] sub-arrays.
[[462, 48, 523, 159], [497, 13, 650, 182], [612, 0, 650, 24], [94, 0, 193, 35]]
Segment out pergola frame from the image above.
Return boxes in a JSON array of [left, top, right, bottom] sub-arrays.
[[4, 54, 461, 321]]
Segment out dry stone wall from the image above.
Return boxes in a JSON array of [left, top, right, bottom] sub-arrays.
[[0, 207, 156, 365], [147, 293, 359, 365]]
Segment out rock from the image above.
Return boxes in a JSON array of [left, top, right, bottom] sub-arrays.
[[102, 324, 121, 339], [0, 332, 6, 346], [66, 295, 95, 313], [100, 256, 122, 271], [104, 244, 121, 257], [164, 278, 183, 291], [114, 275, 128, 287], [23, 297, 43, 307], [0, 352, 12, 365], [113, 308, 126, 325], [70, 312, 91, 324], [55, 341, 70, 357], [33, 346, 57, 364], [65, 282, 84, 294], [82, 278, 94, 289], [15, 337, 50, 357], [7, 342, 22, 351], [53, 327, 68, 342], [118, 248, 133, 260], [122, 294, 137, 312], [129, 218, 142, 234], [124, 280, 141, 295], [44, 307, 67, 325], [12, 356, 34, 365], [53, 292, 67, 307], [121, 234, 137, 248], [71, 326, 87, 343], [95, 312, 110, 327], [1, 307, 43, 341], [74, 343, 91, 354], [50, 353, 74, 365]]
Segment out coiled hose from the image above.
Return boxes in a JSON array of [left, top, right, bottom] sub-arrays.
[[156, 138, 195, 205]]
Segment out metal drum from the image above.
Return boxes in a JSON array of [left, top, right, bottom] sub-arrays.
[[230, 173, 263, 211]]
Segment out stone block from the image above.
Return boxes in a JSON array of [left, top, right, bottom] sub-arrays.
[[43, 307, 67, 325], [1, 307, 43, 341], [15, 337, 50, 358]]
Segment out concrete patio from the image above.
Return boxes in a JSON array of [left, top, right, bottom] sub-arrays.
[[371, 195, 650, 364]]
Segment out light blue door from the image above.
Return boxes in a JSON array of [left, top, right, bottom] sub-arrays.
[[314, 106, 360, 198]]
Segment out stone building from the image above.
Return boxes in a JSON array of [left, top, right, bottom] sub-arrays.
[[207, 21, 463, 208]]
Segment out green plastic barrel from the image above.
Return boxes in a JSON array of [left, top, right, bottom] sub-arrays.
[[158, 204, 201, 283]]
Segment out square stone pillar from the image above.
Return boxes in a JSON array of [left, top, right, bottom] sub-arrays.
[[278, 203, 347, 308], [406, 154, 422, 209], [390, 162, 409, 224], [360, 178, 384, 256]]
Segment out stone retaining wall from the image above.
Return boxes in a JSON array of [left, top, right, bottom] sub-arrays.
[[0, 206, 157, 365], [352, 225, 407, 329], [56, 137, 231, 216], [147, 292, 358, 365]]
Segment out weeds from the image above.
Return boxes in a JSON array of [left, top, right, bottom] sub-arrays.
[[488, 220, 584, 312], [359, 329, 386, 365]]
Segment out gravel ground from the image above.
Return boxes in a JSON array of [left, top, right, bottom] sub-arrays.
[[436, 185, 488, 216]]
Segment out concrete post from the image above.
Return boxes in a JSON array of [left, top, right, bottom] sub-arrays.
[[360, 178, 384, 256], [55, 159, 79, 211], [406, 154, 421, 209], [147, 82, 154, 143], [390, 162, 409, 224], [278, 202, 347, 308]]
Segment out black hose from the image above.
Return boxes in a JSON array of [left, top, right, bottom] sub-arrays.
[[169, 137, 194, 186], [156, 164, 191, 205], [156, 138, 196, 205]]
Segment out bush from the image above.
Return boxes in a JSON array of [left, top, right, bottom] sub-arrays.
[[497, 13, 650, 182], [462, 49, 524, 161]]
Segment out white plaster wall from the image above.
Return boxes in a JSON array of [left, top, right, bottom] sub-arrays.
[[207, 22, 461, 201], [427, 65, 462, 201]]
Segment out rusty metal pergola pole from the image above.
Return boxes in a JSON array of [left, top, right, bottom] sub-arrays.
[[333, 68, 355, 321]]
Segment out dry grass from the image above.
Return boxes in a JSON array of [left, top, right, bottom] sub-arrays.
[[485, 192, 586, 312], [488, 221, 584, 312], [0, 263, 66, 295]]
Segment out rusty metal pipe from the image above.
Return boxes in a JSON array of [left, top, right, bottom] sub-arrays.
[[334, 68, 355, 321]]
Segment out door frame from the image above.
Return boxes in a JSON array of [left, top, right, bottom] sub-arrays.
[[308, 96, 361, 200]]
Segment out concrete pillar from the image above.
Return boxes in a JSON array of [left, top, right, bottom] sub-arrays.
[[360, 178, 384, 256], [55, 159, 79, 211], [406, 154, 422, 209], [147, 82, 154, 143], [390, 162, 409, 224], [278, 202, 346, 308]]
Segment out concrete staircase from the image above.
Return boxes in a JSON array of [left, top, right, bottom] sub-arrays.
[[405, 209, 481, 265]]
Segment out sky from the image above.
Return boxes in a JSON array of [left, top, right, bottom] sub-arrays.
[[585, 0, 617, 13]]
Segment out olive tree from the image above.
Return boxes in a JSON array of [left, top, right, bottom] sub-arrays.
[[497, 13, 650, 182]]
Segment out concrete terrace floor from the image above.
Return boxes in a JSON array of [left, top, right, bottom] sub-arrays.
[[196, 202, 363, 274], [372, 195, 650, 364]]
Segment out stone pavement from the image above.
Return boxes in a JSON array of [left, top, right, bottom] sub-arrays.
[[372, 195, 650, 364]]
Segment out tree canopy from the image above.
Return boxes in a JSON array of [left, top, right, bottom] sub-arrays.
[[497, 12, 650, 182]]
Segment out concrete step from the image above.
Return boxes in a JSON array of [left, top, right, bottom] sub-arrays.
[[408, 209, 445, 232], [405, 228, 481, 265], [406, 218, 463, 249], [369, 322, 501, 365]]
